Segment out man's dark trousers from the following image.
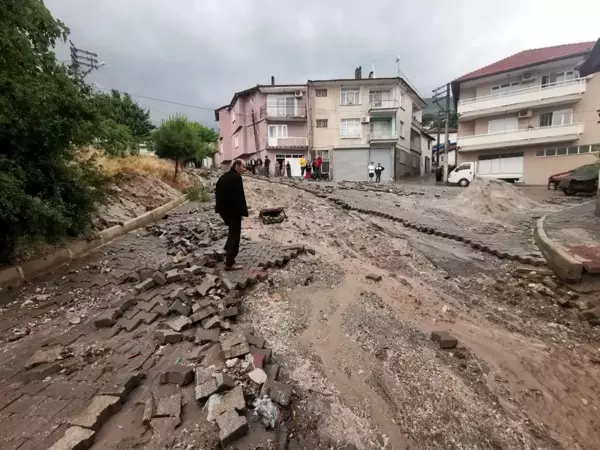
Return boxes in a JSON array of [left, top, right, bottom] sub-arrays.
[[220, 214, 242, 267]]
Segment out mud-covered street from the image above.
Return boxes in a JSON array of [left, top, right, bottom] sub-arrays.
[[1, 175, 599, 450]]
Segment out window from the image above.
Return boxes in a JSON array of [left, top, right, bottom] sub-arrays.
[[542, 70, 577, 88], [455, 163, 471, 172], [268, 124, 288, 139], [234, 135, 239, 148], [579, 145, 591, 153], [316, 119, 328, 128], [567, 146, 578, 155], [399, 120, 405, 138], [546, 148, 557, 156], [539, 112, 553, 127], [369, 90, 392, 107], [231, 111, 236, 123], [340, 88, 360, 105], [556, 71, 576, 84], [315, 89, 328, 97], [556, 147, 567, 156], [535, 150, 545, 157], [340, 118, 361, 138], [491, 81, 520, 94], [552, 109, 573, 126], [488, 117, 518, 134], [537, 145, 599, 157]]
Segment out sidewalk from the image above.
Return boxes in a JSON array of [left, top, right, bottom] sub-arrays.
[[543, 201, 600, 274]]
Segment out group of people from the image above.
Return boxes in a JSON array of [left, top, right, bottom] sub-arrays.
[[298, 155, 323, 180], [248, 154, 324, 180], [248, 156, 270, 176], [367, 162, 385, 182]]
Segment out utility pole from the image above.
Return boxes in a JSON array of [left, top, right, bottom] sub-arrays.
[[70, 41, 104, 80], [432, 83, 451, 183]]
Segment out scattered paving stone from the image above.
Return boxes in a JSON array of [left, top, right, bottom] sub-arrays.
[[155, 329, 183, 345], [155, 392, 182, 425], [202, 316, 220, 330], [25, 346, 65, 370], [148, 417, 179, 448], [244, 333, 265, 349], [48, 426, 96, 450], [138, 298, 161, 312], [250, 345, 272, 364], [220, 277, 235, 292], [219, 319, 232, 331], [165, 269, 182, 283], [136, 311, 159, 324], [169, 299, 191, 317], [365, 273, 382, 282], [23, 362, 63, 382], [196, 328, 220, 344], [152, 303, 170, 317], [213, 385, 246, 416], [102, 372, 143, 401], [190, 307, 217, 325], [220, 307, 239, 319], [265, 380, 293, 406], [226, 358, 239, 368], [196, 279, 216, 297], [248, 368, 267, 384], [142, 393, 155, 426], [431, 331, 459, 349], [253, 353, 266, 369], [160, 366, 194, 386], [216, 410, 249, 446], [112, 294, 138, 313], [153, 271, 167, 286], [68, 395, 122, 430], [223, 342, 250, 360], [166, 315, 192, 332], [195, 374, 235, 401], [264, 363, 280, 381], [184, 265, 203, 275], [135, 278, 156, 293], [117, 316, 142, 332], [94, 309, 121, 328]]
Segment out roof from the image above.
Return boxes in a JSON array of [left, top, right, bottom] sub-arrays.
[[579, 37, 600, 76]]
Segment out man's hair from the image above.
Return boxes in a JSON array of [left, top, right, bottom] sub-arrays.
[[231, 159, 244, 169]]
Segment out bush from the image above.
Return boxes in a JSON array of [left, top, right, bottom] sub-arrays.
[[184, 183, 210, 202]]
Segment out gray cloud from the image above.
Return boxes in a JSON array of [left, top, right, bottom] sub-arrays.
[[46, 0, 599, 127]]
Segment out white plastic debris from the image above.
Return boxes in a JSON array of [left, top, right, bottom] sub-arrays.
[[253, 396, 280, 428]]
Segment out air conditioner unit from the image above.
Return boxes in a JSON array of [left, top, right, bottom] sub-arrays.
[[361, 116, 370, 123], [518, 109, 532, 118], [294, 90, 304, 98], [521, 71, 537, 82]]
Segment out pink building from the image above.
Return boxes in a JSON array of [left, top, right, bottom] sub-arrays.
[[214, 81, 308, 176]]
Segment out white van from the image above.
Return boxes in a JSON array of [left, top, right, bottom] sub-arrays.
[[447, 161, 522, 187]]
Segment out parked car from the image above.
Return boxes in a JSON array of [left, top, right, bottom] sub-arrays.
[[547, 170, 573, 190], [557, 163, 599, 196]]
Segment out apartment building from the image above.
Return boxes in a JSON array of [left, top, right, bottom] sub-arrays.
[[307, 76, 428, 181], [214, 81, 308, 175], [452, 41, 600, 184]]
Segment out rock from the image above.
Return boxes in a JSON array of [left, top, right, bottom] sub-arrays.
[[202, 316, 220, 330], [153, 271, 167, 286], [196, 279, 216, 297], [223, 343, 250, 360], [206, 393, 223, 422], [366, 273, 382, 282], [160, 366, 194, 386], [169, 299, 191, 317], [165, 269, 182, 283], [134, 278, 155, 293], [47, 426, 95, 450], [166, 315, 192, 332], [184, 265, 203, 276], [195, 374, 235, 402], [264, 381, 292, 406], [264, 363, 280, 381], [196, 328, 220, 344], [220, 307, 239, 319], [190, 307, 217, 325], [248, 368, 267, 384], [431, 331, 458, 349], [542, 276, 558, 290], [212, 385, 246, 416], [94, 309, 121, 328], [250, 345, 272, 364], [216, 410, 248, 446], [101, 372, 143, 401], [155, 393, 182, 424], [220, 277, 235, 292], [68, 395, 122, 430], [245, 333, 265, 348], [142, 393, 154, 425], [579, 306, 600, 321], [154, 329, 183, 345]]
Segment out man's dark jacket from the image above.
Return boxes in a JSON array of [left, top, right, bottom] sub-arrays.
[[215, 169, 248, 218]]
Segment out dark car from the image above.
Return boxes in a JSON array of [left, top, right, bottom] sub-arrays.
[[547, 170, 573, 190], [557, 163, 599, 196]]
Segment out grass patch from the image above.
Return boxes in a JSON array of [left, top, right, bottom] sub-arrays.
[[184, 183, 210, 202]]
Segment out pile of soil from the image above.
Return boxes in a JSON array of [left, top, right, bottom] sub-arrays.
[[93, 174, 181, 229], [450, 178, 540, 218]]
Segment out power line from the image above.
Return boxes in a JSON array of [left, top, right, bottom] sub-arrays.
[[70, 41, 103, 79]]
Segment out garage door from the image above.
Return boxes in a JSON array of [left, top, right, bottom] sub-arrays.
[[369, 148, 392, 181], [477, 152, 524, 180], [333, 148, 369, 181]]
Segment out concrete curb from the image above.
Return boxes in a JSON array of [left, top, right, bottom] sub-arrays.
[[0, 195, 188, 288], [534, 214, 583, 282]]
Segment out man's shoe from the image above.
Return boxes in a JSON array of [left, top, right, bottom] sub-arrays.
[[224, 264, 243, 271]]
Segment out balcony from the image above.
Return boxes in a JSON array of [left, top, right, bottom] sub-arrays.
[[411, 116, 422, 130], [457, 78, 586, 120], [369, 130, 398, 143], [368, 99, 399, 116], [266, 137, 308, 149], [458, 123, 584, 152], [260, 101, 307, 121]]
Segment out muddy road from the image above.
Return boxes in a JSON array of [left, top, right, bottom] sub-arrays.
[[240, 177, 600, 450]]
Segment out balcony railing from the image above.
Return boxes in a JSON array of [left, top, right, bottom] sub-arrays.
[[267, 137, 308, 148], [457, 78, 586, 117], [458, 122, 584, 151], [369, 130, 398, 141], [369, 99, 399, 110], [412, 117, 422, 129], [260, 101, 307, 119]]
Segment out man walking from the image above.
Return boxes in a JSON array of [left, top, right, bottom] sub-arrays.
[[375, 163, 385, 182], [299, 156, 307, 177], [368, 162, 375, 182], [215, 160, 248, 270]]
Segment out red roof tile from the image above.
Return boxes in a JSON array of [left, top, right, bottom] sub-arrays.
[[455, 41, 595, 82]]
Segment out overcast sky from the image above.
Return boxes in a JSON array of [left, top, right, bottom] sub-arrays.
[[46, 0, 599, 127]]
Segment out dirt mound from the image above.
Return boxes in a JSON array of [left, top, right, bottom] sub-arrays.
[[451, 178, 540, 217], [93, 174, 181, 229]]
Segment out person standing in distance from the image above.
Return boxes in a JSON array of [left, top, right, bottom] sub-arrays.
[[215, 159, 248, 270], [367, 162, 375, 182]]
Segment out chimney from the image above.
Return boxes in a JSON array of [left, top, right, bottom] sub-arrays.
[[271, 76, 275, 86]]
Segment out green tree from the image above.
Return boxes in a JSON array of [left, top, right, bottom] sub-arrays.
[[0, 0, 105, 262], [153, 115, 208, 178]]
